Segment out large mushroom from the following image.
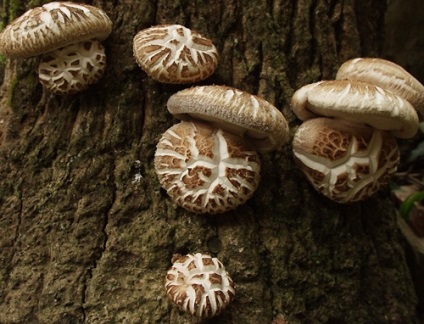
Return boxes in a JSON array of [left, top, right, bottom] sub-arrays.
[[291, 80, 419, 139], [165, 253, 235, 318], [155, 121, 261, 214], [154, 85, 289, 214], [0, 1, 112, 95], [336, 58, 424, 117], [291, 79, 419, 203], [167, 85, 290, 152], [133, 24, 218, 84]]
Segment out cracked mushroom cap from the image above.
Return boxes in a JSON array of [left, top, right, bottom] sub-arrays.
[[38, 40, 106, 95], [154, 121, 261, 214], [336, 58, 424, 117], [133, 24, 218, 83], [167, 85, 290, 152], [292, 118, 400, 203], [0, 1, 112, 58], [165, 253, 235, 318], [291, 80, 419, 139]]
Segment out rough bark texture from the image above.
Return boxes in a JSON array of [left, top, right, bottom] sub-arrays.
[[0, 0, 419, 323]]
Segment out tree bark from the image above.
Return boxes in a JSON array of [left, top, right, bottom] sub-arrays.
[[0, 0, 419, 323]]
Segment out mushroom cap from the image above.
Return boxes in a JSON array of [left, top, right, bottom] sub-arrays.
[[167, 85, 290, 152], [291, 80, 419, 139], [38, 40, 106, 95], [336, 57, 424, 117], [133, 24, 218, 84], [165, 253, 235, 318], [154, 121, 261, 214], [0, 2, 112, 58], [292, 118, 400, 203]]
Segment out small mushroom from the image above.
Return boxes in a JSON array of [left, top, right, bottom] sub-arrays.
[[154, 121, 261, 214], [336, 58, 424, 117], [292, 118, 400, 203], [0, 1, 112, 94], [167, 85, 290, 152], [165, 253, 235, 318], [133, 24, 218, 84], [291, 80, 419, 139]]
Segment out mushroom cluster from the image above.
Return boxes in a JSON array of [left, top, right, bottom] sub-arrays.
[[154, 85, 289, 214], [133, 24, 218, 84], [165, 253, 235, 318], [291, 58, 422, 203], [0, 1, 112, 95], [131, 24, 289, 214]]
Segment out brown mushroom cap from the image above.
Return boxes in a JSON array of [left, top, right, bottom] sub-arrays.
[[167, 85, 290, 152], [165, 253, 235, 318], [154, 120, 261, 214], [292, 118, 400, 203], [336, 58, 424, 117], [38, 40, 106, 95], [133, 24, 218, 84], [0, 2, 112, 58], [291, 80, 419, 139]]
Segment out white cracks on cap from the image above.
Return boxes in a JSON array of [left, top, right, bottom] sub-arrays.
[[0, 1, 112, 58], [0, 2, 112, 95], [292, 118, 400, 203], [154, 121, 261, 214], [38, 40, 106, 95], [133, 24, 218, 84], [165, 253, 235, 318]]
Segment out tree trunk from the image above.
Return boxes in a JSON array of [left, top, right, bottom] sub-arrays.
[[0, 0, 419, 323]]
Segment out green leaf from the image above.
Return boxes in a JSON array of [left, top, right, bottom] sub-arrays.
[[399, 191, 424, 220]]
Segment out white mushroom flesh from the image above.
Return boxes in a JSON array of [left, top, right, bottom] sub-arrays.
[[167, 85, 290, 152], [336, 58, 424, 117], [38, 40, 106, 95], [133, 24, 218, 83], [0, 2, 112, 58], [165, 253, 235, 318], [154, 121, 261, 214], [293, 118, 400, 203]]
